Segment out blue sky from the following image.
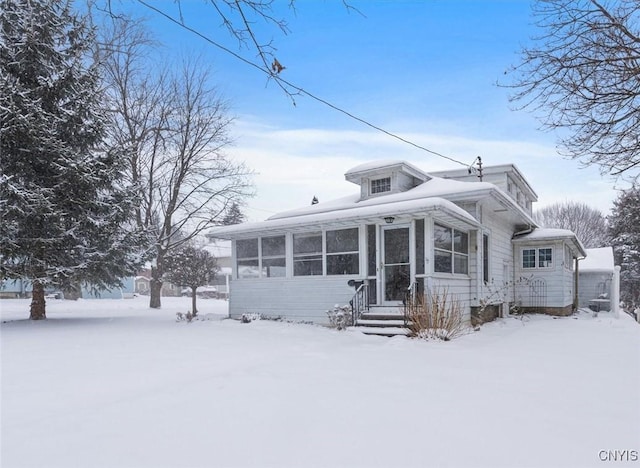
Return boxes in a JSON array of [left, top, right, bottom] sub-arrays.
[[112, 0, 624, 221]]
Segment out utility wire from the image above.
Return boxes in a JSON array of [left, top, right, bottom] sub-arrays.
[[136, 0, 470, 168]]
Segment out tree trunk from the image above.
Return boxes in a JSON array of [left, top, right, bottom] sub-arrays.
[[191, 288, 198, 317], [150, 276, 162, 308], [30, 281, 46, 320], [149, 254, 164, 309]]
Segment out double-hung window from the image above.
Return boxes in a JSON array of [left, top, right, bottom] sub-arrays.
[[236, 239, 259, 278], [522, 247, 553, 269], [261, 236, 285, 277], [326, 228, 359, 275], [293, 232, 323, 276], [434, 223, 468, 274]]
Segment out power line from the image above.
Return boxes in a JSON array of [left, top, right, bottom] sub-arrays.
[[135, 0, 470, 168]]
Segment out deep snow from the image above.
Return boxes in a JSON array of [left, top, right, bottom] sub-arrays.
[[1, 297, 638, 468]]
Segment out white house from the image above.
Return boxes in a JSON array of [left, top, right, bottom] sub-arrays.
[[207, 160, 586, 326]]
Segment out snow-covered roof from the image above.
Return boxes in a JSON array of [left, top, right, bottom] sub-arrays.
[[512, 228, 587, 257], [209, 196, 480, 239], [580, 247, 615, 273], [269, 176, 504, 220], [344, 159, 430, 182], [208, 161, 538, 240]]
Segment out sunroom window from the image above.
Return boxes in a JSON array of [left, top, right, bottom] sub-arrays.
[[326, 228, 359, 275], [434, 223, 468, 274], [261, 236, 285, 277], [236, 238, 259, 279], [293, 232, 323, 276]]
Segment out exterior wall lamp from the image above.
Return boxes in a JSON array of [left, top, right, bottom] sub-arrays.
[[384, 216, 395, 224]]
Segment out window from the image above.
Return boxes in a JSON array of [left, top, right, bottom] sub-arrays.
[[415, 219, 425, 275], [564, 245, 574, 270], [293, 232, 323, 276], [261, 236, 285, 277], [522, 247, 553, 269], [326, 228, 359, 275], [371, 177, 391, 194], [434, 223, 468, 274], [236, 238, 259, 278], [538, 248, 552, 268], [482, 234, 489, 283], [522, 248, 536, 269]]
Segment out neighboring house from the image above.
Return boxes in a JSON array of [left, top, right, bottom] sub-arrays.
[[135, 269, 181, 297], [203, 239, 232, 299], [577, 247, 617, 311], [0, 277, 136, 299], [207, 160, 587, 326], [0, 279, 29, 298]]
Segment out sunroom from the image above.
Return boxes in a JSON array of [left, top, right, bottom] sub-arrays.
[[208, 197, 480, 324]]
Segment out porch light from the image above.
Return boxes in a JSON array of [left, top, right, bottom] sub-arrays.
[[384, 216, 395, 224]]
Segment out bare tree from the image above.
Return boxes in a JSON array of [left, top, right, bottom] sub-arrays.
[[505, 0, 640, 179], [97, 15, 252, 308], [533, 201, 610, 248]]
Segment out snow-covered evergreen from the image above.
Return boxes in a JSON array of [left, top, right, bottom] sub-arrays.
[[609, 185, 640, 306], [0, 0, 149, 319]]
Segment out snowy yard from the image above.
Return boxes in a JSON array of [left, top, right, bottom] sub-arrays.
[[1, 297, 638, 468]]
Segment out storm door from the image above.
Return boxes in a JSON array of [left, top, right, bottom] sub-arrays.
[[382, 226, 410, 304]]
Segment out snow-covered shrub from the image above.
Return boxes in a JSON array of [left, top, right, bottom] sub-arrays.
[[406, 288, 468, 341], [241, 313, 261, 323], [176, 312, 195, 323], [326, 304, 353, 330]]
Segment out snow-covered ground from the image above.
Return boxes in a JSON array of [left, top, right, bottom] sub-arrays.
[[1, 297, 638, 468]]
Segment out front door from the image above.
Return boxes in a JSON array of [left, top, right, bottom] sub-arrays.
[[382, 226, 410, 304]]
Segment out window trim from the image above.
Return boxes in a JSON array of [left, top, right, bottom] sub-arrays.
[[261, 235, 286, 278], [325, 227, 360, 276], [433, 222, 469, 275], [370, 177, 391, 195], [293, 231, 323, 277], [521, 246, 554, 270], [236, 238, 260, 279]]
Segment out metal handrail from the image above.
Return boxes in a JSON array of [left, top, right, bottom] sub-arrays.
[[350, 282, 369, 325], [403, 281, 419, 326]]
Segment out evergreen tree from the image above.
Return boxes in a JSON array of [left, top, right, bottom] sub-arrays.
[[0, 0, 149, 319], [608, 186, 640, 307], [164, 246, 218, 316], [221, 202, 245, 225]]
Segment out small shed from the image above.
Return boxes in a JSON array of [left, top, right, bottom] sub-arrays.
[[578, 247, 616, 311]]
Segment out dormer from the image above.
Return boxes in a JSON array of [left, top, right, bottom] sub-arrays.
[[345, 160, 431, 201]]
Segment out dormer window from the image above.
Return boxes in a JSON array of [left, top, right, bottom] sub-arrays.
[[371, 177, 391, 194]]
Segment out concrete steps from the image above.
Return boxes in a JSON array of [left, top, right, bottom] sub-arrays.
[[353, 306, 411, 337]]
